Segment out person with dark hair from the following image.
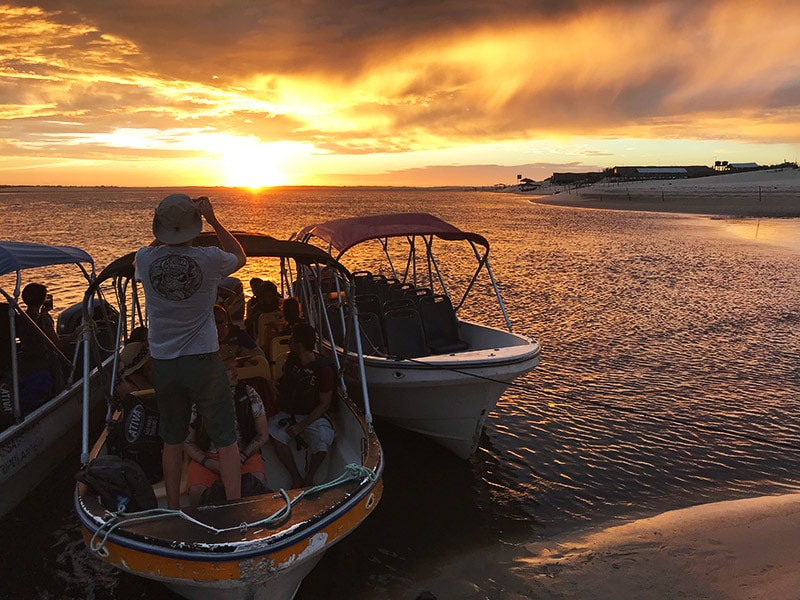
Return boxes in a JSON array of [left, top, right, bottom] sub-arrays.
[[269, 322, 335, 488], [135, 194, 246, 509], [278, 297, 304, 336], [214, 304, 264, 359], [19, 283, 80, 355], [244, 278, 281, 339], [17, 283, 78, 408]]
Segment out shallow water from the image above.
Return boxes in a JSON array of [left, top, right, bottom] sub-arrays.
[[1, 187, 799, 598]]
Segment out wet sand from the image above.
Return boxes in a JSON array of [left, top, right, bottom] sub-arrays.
[[408, 494, 800, 600]]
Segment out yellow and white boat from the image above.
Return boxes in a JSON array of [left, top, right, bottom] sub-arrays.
[[74, 233, 383, 600]]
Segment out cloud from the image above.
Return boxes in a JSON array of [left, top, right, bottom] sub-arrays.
[[1, 0, 799, 185]]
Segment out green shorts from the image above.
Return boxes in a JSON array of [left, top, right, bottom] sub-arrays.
[[151, 353, 236, 447]]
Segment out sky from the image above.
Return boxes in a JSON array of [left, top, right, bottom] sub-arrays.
[[1, 0, 799, 188]]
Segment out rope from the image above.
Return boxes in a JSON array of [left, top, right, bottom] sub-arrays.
[[88, 463, 376, 555]]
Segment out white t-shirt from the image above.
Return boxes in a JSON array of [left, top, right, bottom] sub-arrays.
[[135, 245, 238, 359]]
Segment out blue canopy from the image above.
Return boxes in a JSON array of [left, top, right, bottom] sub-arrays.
[[0, 241, 94, 276]]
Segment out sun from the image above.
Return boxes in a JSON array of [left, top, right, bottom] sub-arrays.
[[218, 138, 291, 189]]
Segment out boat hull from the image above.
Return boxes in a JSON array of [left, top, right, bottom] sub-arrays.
[[78, 480, 382, 600], [0, 361, 109, 517], [354, 323, 540, 458], [75, 393, 383, 600]]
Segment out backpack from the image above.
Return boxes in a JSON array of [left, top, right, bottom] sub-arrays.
[[106, 392, 163, 483], [77, 454, 157, 513]]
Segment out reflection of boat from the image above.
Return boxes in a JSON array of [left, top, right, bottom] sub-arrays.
[[0, 241, 116, 518], [297, 213, 541, 459], [74, 233, 383, 600]]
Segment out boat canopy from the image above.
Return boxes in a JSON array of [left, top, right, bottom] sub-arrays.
[[0, 241, 94, 276], [83, 231, 350, 303], [297, 213, 489, 258]]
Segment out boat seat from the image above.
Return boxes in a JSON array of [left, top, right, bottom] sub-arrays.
[[355, 294, 384, 328], [389, 282, 415, 302], [269, 336, 291, 380], [352, 270, 373, 296], [237, 354, 278, 416], [419, 294, 469, 354], [382, 297, 415, 314], [413, 287, 433, 309], [354, 311, 385, 355], [325, 304, 346, 347], [369, 274, 391, 305], [256, 310, 285, 352], [384, 308, 428, 358]]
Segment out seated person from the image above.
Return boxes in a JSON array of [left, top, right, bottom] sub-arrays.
[[278, 297, 304, 336], [269, 322, 335, 488], [183, 351, 270, 506], [19, 283, 80, 355], [116, 341, 153, 398], [244, 278, 282, 338], [215, 304, 264, 359], [16, 283, 77, 408]]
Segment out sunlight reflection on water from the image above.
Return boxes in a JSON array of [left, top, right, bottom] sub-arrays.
[[2, 188, 800, 599]]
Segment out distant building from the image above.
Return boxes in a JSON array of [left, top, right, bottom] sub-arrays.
[[550, 172, 604, 185], [610, 166, 717, 180]]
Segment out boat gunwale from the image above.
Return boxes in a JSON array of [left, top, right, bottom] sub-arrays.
[[74, 468, 383, 562]]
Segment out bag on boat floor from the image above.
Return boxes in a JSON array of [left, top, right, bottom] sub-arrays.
[[77, 455, 157, 513], [107, 392, 163, 483]]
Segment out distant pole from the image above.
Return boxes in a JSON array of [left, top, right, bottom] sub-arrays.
[[758, 186, 762, 202]]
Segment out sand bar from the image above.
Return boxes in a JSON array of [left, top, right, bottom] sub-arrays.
[[406, 493, 800, 600], [521, 168, 800, 218]]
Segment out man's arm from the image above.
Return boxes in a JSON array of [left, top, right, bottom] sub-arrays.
[[195, 196, 246, 270]]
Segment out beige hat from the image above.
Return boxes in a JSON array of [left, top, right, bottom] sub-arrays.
[[119, 342, 150, 378], [152, 194, 202, 244]]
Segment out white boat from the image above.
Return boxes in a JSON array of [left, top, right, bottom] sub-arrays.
[[74, 233, 384, 600], [296, 213, 541, 459], [0, 241, 116, 518]]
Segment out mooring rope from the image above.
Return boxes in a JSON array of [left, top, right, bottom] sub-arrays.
[[88, 463, 377, 555]]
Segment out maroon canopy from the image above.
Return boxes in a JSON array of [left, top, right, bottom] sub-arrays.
[[297, 213, 489, 257]]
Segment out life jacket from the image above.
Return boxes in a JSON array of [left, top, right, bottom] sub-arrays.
[[194, 380, 258, 452], [277, 353, 335, 416]]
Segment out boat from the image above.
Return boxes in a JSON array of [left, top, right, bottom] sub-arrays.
[[74, 232, 384, 600], [296, 213, 542, 459], [0, 241, 117, 518]]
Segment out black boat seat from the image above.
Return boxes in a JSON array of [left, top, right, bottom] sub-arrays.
[[419, 294, 469, 354], [384, 308, 427, 358]]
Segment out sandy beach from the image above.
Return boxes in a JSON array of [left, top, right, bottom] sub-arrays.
[[521, 168, 800, 218], [409, 493, 800, 600]]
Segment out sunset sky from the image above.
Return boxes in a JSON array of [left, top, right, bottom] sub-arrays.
[[1, 0, 799, 188]]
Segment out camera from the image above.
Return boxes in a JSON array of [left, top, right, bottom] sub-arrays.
[[43, 294, 53, 311]]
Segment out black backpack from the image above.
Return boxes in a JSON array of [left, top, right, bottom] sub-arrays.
[[106, 392, 163, 483], [77, 454, 157, 513]]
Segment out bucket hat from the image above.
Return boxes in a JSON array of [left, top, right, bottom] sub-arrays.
[[119, 341, 150, 378], [152, 194, 202, 244]]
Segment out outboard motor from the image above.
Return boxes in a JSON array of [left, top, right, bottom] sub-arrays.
[[57, 299, 119, 366]]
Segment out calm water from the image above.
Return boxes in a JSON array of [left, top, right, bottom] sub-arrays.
[[1, 187, 799, 599]]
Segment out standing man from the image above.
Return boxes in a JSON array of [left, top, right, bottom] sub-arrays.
[[135, 194, 246, 509]]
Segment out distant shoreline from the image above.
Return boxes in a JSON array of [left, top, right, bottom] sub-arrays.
[[513, 168, 800, 218]]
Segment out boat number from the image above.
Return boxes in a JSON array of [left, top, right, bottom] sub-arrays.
[[365, 493, 376, 510]]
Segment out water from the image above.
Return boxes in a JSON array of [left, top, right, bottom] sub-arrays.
[[1, 187, 799, 598]]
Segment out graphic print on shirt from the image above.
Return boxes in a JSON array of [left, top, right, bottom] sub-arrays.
[[148, 254, 203, 300]]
